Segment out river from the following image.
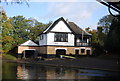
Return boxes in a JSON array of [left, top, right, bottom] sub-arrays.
[[2, 62, 119, 80]]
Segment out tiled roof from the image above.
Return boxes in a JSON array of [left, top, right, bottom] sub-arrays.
[[68, 22, 91, 35], [39, 17, 91, 36]]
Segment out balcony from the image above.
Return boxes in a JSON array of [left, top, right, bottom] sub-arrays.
[[76, 42, 91, 46]]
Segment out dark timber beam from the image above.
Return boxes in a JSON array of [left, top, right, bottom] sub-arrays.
[[97, 0, 120, 13]]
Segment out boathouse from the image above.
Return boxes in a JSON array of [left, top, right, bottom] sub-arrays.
[[18, 17, 92, 58], [38, 17, 92, 58], [18, 40, 39, 58]]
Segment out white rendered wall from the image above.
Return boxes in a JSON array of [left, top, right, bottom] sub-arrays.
[[51, 20, 71, 32], [47, 33, 74, 46], [39, 34, 47, 46], [39, 20, 75, 46]]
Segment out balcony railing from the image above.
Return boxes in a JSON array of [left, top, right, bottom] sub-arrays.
[[76, 42, 91, 46]]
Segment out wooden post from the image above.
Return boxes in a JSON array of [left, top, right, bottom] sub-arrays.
[[82, 31, 84, 46], [23, 50, 26, 58]]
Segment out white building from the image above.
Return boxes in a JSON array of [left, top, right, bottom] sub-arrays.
[[38, 17, 92, 57], [18, 17, 92, 58]]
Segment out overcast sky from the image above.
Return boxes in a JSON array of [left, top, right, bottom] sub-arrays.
[[1, 0, 112, 29]]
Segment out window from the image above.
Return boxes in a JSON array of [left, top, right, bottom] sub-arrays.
[[54, 33, 68, 42], [78, 37, 87, 43], [40, 35, 43, 40], [80, 38, 87, 43], [81, 49, 85, 53]]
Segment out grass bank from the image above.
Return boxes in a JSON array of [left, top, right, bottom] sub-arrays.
[[2, 54, 17, 60]]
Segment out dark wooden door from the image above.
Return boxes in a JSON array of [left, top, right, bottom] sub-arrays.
[[75, 50, 79, 57], [86, 50, 90, 56]]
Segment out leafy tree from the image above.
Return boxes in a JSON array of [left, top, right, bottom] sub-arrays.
[[85, 28, 102, 55], [85, 27, 98, 44], [1, 10, 51, 54], [28, 18, 49, 40], [8, 16, 31, 47], [98, 14, 120, 54], [85, 27, 90, 33], [97, 26, 106, 46], [105, 16, 120, 53], [1, 10, 14, 53], [98, 15, 114, 35], [1, 5, 53, 54], [85, 27, 106, 55], [96, 15, 114, 51], [90, 30, 98, 44]]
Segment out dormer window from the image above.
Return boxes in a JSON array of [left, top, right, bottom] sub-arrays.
[[54, 33, 68, 42]]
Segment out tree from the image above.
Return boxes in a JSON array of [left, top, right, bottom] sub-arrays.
[[28, 18, 49, 40], [105, 16, 120, 53], [8, 16, 32, 47], [26, 18, 52, 40], [1, 6, 52, 54], [1, 10, 14, 53], [98, 15, 114, 35], [1, 10, 52, 54], [0, 0, 29, 7], [97, 15, 114, 51], [97, 26, 106, 46], [98, 14, 120, 54], [85, 27, 90, 33], [85, 27, 98, 44]]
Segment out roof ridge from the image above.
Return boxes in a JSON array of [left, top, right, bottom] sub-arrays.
[[39, 17, 64, 35], [39, 17, 91, 36], [20, 40, 38, 46]]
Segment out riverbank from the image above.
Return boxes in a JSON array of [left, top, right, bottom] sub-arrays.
[[2, 54, 120, 72], [2, 54, 17, 60]]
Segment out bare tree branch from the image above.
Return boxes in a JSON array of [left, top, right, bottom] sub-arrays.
[[0, 0, 30, 7]]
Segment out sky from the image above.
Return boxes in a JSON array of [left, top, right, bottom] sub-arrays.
[[1, 0, 112, 30]]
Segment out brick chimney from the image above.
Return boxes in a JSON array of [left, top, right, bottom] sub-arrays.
[[66, 19, 69, 23]]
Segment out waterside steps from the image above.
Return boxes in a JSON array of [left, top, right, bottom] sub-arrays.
[[60, 55, 76, 59]]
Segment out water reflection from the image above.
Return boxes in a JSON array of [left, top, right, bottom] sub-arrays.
[[16, 63, 93, 79], [17, 64, 47, 79], [2, 62, 119, 80]]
